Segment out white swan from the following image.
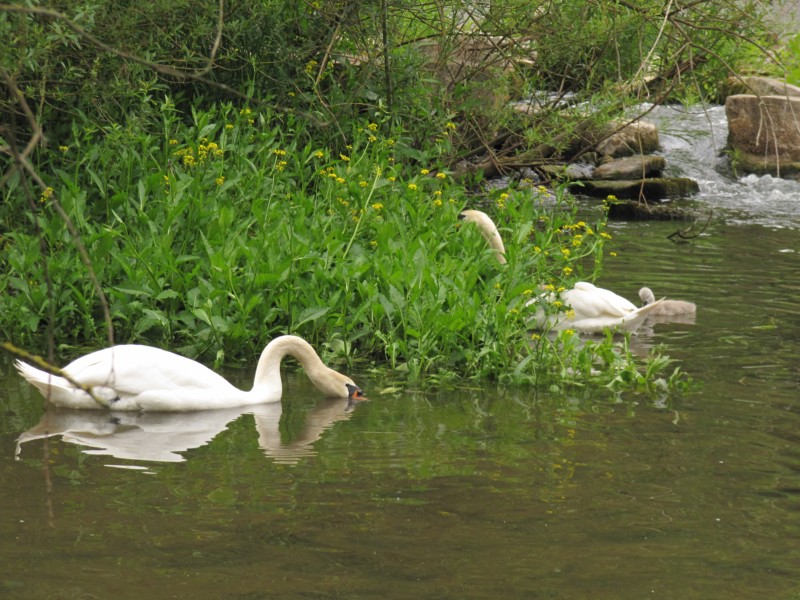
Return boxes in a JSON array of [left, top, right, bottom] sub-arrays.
[[458, 209, 507, 264], [639, 287, 696, 316], [15, 335, 365, 411], [458, 209, 664, 333]]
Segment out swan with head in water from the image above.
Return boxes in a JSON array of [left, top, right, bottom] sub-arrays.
[[15, 335, 365, 411], [639, 286, 696, 316], [458, 209, 665, 334]]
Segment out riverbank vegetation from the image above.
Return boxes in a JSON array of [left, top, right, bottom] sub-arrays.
[[1, 0, 785, 393]]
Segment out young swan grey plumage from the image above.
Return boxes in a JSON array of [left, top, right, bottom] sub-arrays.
[[639, 287, 696, 316], [15, 335, 365, 411], [458, 209, 665, 334]]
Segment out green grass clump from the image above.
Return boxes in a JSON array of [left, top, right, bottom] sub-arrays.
[[1, 100, 684, 392]]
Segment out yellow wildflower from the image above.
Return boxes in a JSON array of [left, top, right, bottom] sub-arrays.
[[371, 203, 384, 211], [367, 122, 379, 131], [407, 183, 417, 191], [39, 187, 54, 203], [421, 169, 430, 175], [58, 145, 69, 153], [436, 172, 447, 180], [215, 176, 225, 186], [340, 154, 350, 162]]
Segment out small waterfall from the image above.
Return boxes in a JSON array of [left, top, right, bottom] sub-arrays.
[[646, 104, 800, 229]]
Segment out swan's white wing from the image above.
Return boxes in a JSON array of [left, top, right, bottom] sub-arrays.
[[18, 345, 247, 410], [63, 345, 237, 397], [563, 282, 638, 319]]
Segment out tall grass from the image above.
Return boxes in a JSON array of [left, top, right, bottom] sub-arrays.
[[1, 99, 685, 392]]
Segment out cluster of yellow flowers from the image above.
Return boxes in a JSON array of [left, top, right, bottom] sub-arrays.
[[39, 187, 54, 203], [239, 107, 255, 126], [173, 138, 223, 167], [497, 192, 510, 210]]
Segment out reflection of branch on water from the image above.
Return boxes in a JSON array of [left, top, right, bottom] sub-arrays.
[[43, 436, 56, 529], [16, 396, 362, 467], [668, 209, 712, 243]]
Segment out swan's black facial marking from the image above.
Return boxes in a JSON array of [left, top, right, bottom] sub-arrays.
[[345, 383, 366, 401], [457, 212, 467, 221]]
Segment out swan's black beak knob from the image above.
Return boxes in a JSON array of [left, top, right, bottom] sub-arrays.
[[346, 383, 366, 401]]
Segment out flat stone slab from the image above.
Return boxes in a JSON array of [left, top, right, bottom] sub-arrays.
[[605, 200, 695, 221], [571, 177, 699, 201]]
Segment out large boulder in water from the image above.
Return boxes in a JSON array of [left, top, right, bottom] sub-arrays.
[[725, 94, 800, 179], [720, 75, 800, 100], [596, 121, 660, 158], [592, 155, 666, 180]]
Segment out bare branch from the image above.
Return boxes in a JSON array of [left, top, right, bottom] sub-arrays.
[[1, 341, 110, 407]]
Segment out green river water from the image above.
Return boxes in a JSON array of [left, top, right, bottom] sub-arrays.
[[1, 105, 799, 599]]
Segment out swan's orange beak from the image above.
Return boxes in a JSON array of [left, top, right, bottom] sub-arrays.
[[346, 383, 367, 401]]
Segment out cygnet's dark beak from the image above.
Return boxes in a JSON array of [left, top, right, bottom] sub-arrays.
[[457, 212, 466, 221]]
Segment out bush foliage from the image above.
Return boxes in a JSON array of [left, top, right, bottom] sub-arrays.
[[2, 0, 777, 392]]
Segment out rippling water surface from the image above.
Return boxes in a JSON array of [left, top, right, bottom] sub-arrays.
[[1, 106, 799, 599]]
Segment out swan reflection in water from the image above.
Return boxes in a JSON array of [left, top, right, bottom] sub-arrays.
[[16, 395, 363, 466]]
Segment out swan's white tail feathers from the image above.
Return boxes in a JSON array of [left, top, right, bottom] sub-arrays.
[[619, 298, 666, 331], [15, 360, 56, 387]]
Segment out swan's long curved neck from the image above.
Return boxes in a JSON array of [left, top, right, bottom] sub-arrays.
[[252, 335, 339, 396], [460, 210, 507, 264]]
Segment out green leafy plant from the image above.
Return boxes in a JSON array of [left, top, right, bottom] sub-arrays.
[[2, 100, 686, 395]]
